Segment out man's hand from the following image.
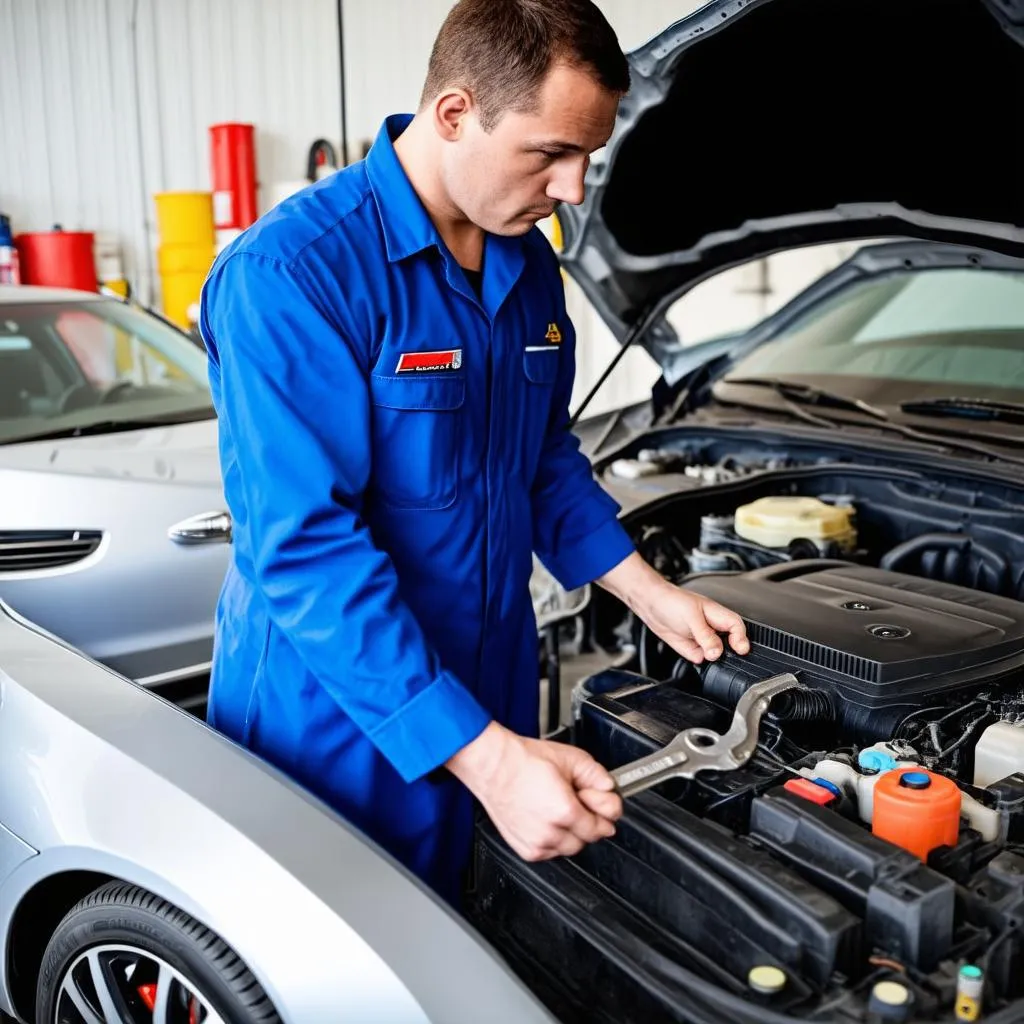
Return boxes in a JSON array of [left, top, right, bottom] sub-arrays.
[[599, 551, 750, 664], [446, 722, 622, 861]]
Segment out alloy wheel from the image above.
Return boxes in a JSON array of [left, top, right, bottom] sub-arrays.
[[55, 944, 225, 1024]]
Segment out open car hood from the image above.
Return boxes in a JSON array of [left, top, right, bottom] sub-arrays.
[[558, 0, 1024, 369]]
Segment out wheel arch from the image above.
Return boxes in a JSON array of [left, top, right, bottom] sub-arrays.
[[0, 845, 289, 1024], [5, 869, 114, 1022]]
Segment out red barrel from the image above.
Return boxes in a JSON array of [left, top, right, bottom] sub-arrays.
[[209, 123, 258, 230], [16, 230, 97, 292]]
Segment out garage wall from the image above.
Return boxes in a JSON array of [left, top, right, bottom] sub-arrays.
[[0, 0, 854, 415], [0, 0, 342, 307]]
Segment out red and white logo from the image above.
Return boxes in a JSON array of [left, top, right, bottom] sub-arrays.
[[395, 348, 463, 373]]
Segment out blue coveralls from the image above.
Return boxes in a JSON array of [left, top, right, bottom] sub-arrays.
[[199, 114, 635, 903]]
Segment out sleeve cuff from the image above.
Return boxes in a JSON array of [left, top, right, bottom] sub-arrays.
[[368, 672, 492, 783], [545, 516, 636, 592]]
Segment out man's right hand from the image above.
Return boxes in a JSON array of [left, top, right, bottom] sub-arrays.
[[446, 722, 623, 861]]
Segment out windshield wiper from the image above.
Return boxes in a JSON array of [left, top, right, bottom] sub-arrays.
[[0, 409, 216, 446], [722, 376, 890, 420], [716, 376, 1024, 469], [899, 397, 1024, 424]]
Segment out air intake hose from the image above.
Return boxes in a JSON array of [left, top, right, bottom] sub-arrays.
[[703, 660, 834, 723]]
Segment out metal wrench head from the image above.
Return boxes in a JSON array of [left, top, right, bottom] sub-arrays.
[[717, 672, 803, 767], [610, 672, 803, 797]]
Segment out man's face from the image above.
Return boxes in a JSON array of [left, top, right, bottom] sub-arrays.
[[441, 62, 620, 236]]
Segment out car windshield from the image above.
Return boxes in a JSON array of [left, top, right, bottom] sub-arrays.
[[723, 266, 1024, 400], [0, 298, 213, 444]]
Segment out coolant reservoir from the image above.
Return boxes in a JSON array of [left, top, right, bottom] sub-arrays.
[[734, 496, 856, 552], [974, 722, 1024, 788]]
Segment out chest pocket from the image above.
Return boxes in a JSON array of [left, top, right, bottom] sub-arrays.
[[523, 346, 560, 386], [520, 347, 560, 469], [369, 373, 465, 510]]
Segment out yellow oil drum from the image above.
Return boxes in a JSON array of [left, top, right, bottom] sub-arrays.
[[153, 192, 215, 328], [154, 192, 215, 247]]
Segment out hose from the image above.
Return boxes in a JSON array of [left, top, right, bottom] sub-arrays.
[[770, 687, 835, 723], [306, 138, 340, 182], [881, 532, 1009, 595]]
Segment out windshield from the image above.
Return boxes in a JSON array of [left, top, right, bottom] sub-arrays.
[[723, 267, 1024, 399], [0, 298, 213, 444]]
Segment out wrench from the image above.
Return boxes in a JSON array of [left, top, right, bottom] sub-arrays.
[[610, 673, 803, 798]]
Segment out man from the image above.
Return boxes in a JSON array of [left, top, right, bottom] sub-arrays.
[[199, 0, 749, 906]]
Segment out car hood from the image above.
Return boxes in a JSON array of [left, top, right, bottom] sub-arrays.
[[0, 417, 222, 487], [558, 0, 1024, 368]]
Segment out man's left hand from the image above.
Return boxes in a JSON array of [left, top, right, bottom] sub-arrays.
[[597, 551, 750, 664], [635, 582, 749, 664]]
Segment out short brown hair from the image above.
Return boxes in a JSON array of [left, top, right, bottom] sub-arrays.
[[420, 0, 630, 131]]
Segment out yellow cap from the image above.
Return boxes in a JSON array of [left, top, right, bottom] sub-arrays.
[[748, 965, 787, 994], [873, 980, 911, 1006]]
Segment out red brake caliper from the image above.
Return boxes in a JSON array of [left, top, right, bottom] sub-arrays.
[[138, 980, 200, 1022]]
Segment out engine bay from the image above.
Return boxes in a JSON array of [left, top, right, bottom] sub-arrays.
[[471, 451, 1024, 1023], [602, 442, 1024, 601]]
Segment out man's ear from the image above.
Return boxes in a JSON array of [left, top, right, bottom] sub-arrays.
[[431, 88, 473, 142]]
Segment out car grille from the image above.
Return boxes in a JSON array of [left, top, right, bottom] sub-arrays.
[[0, 530, 103, 572]]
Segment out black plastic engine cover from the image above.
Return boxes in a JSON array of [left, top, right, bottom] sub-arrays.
[[469, 794, 862, 1024], [749, 790, 956, 971], [685, 561, 1024, 705]]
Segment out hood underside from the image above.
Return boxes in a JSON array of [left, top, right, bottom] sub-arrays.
[[558, 0, 1024, 351]]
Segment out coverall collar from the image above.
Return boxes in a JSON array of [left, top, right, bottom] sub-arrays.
[[366, 114, 438, 263], [365, 114, 526, 316]]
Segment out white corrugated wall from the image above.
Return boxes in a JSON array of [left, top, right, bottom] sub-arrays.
[[0, 0, 341, 308], [0, 0, 851, 414]]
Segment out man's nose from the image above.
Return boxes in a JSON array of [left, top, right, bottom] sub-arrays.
[[546, 161, 587, 206]]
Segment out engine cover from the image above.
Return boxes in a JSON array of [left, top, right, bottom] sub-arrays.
[[685, 561, 1024, 707]]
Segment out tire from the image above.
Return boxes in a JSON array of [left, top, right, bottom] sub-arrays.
[[36, 881, 280, 1024]]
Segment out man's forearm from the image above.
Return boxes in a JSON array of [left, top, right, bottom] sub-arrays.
[[596, 550, 673, 619], [596, 550, 750, 663]]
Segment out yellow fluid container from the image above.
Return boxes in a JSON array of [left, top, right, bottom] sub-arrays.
[[153, 192, 215, 328], [160, 270, 209, 329], [102, 279, 129, 298], [154, 192, 216, 247], [734, 496, 857, 552]]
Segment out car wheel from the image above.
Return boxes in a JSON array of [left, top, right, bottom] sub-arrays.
[[36, 881, 280, 1024]]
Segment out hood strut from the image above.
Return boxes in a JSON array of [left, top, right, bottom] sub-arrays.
[[570, 304, 658, 429]]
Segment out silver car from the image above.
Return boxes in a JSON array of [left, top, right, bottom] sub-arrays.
[[0, 286, 227, 706], [0, 602, 553, 1023]]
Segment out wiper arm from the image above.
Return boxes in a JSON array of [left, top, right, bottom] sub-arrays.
[[1, 421, 158, 445], [900, 397, 1024, 424], [723, 376, 890, 420], [717, 377, 1024, 469], [0, 409, 215, 446]]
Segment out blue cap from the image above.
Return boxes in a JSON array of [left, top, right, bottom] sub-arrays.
[[899, 771, 931, 790], [859, 749, 897, 773], [0, 215, 12, 248], [812, 777, 843, 800]]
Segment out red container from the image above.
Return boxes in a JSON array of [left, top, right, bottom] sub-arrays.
[[16, 230, 97, 292], [209, 122, 258, 230]]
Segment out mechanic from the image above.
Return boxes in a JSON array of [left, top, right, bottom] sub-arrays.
[[199, 0, 749, 907]]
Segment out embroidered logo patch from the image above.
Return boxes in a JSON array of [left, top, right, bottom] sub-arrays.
[[395, 348, 463, 373], [545, 322, 563, 344]]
